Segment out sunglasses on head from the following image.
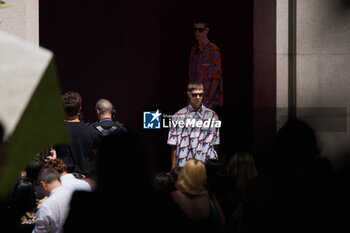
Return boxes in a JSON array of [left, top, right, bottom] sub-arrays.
[[188, 91, 204, 97], [193, 27, 206, 32]]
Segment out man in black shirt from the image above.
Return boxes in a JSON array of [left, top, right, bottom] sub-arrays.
[[91, 99, 126, 137], [55, 91, 99, 176]]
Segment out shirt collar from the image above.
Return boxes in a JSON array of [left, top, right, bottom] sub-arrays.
[[49, 185, 63, 197], [197, 38, 210, 52], [187, 104, 203, 113], [99, 118, 113, 123]]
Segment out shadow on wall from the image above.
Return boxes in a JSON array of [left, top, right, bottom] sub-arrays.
[[341, 0, 350, 8]]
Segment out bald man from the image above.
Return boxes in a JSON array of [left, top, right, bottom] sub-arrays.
[[91, 99, 126, 137]]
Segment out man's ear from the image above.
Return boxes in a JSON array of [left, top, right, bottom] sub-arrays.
[[39, 181, 46, 189], [78, 106, 82, 113]]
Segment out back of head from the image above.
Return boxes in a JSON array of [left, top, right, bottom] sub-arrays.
[[10, 178, 36, 220], [168, 167, 182, 185], [62, 91, 82, 117], [25, 155, 45, 181], [152, 168, 181, 193], [176, 159, 207, 195], [227, 152, 258, 202], [227, 152, 258, 179], [95, 99, 114, 116], [276, 118, 319, 165], [42, 159, 67, 175], [38, 168, 61, 184], [62, 157, 75, 173], [152, 172, 172, 193]]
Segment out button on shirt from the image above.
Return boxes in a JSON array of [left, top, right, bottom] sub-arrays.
[[167, 104, 220, 167], [33, 186, 73, 233], [189, 38, 224, 107]]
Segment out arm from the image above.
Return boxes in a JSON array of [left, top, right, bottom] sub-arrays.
[[171, 146, 177, 170], [207, 48, 222, 106], [168, 114, 179, 170], [45, 147, 57, 161], [206, 79, 219, 105], [33, 205, 57, 233]]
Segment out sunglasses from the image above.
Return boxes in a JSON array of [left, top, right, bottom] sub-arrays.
[[189, 91, 204, 97], [193, 27, 206, 32]]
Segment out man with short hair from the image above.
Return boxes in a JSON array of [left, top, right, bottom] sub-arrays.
[[91, 99, 126, 137], [167, 82, 221, 168], [55, 91, 99, 176], [189, 18, 224, 109], [33, 168, 73, 233]]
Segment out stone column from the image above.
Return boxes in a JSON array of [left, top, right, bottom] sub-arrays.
[[277, 0, 350, 169], [0, 0, 39, 45]]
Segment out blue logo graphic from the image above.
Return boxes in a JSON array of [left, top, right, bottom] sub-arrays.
[[143, 110, 162, 129]]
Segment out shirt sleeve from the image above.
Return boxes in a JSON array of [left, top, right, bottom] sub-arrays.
[[80, 180, 92, 192], [33, 205, 58, 233], [213, 128, 220, 145], [211, 47, 222, 80]]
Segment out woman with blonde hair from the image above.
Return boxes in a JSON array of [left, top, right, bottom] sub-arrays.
[[176, 159, 207, 195], [170, 159, 226, 232]]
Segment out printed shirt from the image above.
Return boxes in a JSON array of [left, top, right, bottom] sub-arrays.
[[167, 104, 220, 167], [189, 38, 224, 107]]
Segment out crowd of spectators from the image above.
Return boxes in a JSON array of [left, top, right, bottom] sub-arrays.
[[0, 91, 349, 233]]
